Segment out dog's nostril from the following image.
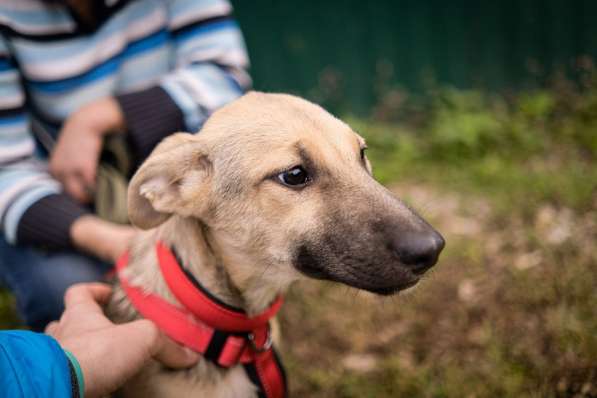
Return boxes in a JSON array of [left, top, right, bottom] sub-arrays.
[[392, 230, 445, 273], [402, 251, 435, 267]]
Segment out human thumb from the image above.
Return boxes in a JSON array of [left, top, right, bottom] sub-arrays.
[[138, 321, 200, 369]]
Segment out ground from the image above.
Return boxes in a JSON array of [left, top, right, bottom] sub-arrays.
[[1, 85, 596, 397], [280, 182, 595, 397]]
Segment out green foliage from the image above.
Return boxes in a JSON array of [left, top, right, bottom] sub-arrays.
[[0, 290, 20, 329], [422, 86, 596, 161], [427, 88, 505, 158], [350, 81, 597, 213]]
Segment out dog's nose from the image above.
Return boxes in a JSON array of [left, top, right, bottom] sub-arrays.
[[392, 229, 445, 273]]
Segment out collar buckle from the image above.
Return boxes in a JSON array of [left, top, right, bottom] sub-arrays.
[[248, 326, 273, 353]]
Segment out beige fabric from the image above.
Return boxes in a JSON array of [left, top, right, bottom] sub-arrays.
[[95, 135, 131, 224], [31, 121, 132, 224]]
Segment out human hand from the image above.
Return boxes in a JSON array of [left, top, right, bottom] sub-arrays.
[[70, 215, 136, 262], [49, 97, 125, 203], [46, 283, 200, 398]]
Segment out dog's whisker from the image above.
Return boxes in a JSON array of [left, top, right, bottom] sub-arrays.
[[352, 287, 360, 301]]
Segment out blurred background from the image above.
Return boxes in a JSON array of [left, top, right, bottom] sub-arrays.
[[2, 0, 596, 396], [234, 0, 597, 115]]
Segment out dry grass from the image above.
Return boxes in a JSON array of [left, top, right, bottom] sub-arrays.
[[278, 184, 596, 397]]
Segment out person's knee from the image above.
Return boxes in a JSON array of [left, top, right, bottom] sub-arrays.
[[5, 251, 108, 331]]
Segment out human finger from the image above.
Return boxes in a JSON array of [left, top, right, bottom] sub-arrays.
[[152, 329, 200, 368], [120, 319, 199, 368], [80, 320, 166, 397], [64, 283, 113, 310], [64, 174, 91, 203], [45, 321, 59, 336], [76, 166, 97, 196]]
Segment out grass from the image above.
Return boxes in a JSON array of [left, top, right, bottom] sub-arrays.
[[1, 82, 595, 396], [279, 83, 596, 397], [0, 290, 19, 329]]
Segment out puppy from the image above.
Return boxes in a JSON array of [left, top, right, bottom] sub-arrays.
[[108, 92, 444, 397]]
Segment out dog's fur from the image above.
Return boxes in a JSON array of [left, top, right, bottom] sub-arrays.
[[108, 92, 444, 397]]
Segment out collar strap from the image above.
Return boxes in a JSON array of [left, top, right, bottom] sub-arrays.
[[155, 241, 283, 332], [116, 243, 287, 398]]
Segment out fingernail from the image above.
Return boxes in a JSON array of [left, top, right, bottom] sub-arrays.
[[184, 347, 200, 361]]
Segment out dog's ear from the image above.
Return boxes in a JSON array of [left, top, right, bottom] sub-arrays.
[[127, 132, 212, 229]]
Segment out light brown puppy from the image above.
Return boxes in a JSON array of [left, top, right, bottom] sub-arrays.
[[108, 92, 444, 397]]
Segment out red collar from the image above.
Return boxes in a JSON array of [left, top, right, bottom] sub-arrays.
[[116, 241, 287, 398]]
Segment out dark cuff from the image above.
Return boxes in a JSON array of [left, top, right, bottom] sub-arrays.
[[64, 350, 84, 398], [16, 193, 89, 249], [116, 86, 186, 165], [66, 354, 82, 398]]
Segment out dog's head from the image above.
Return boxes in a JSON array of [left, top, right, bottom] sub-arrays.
[[128, 92, 444, 295]]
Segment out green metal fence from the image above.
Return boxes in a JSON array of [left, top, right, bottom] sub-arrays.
[[232, 0, 597, 114]]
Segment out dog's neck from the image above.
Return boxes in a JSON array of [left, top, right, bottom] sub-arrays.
[[127, 216, 289, 316]]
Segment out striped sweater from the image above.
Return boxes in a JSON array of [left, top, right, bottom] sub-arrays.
[[0, 0, 250, 248]]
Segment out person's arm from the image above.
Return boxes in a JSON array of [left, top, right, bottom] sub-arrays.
[[0, 33, 133, 261], [0, 33, 89, 250], [0, 284, 199, 398], [49, 0, 249, 195], [0, 331, 74, 398], [46, 0, 249, 257], [115, 0, 250, 163]]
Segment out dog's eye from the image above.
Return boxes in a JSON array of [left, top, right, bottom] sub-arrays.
[[360, 146, 367, 160], [278, 166, 310, 187]]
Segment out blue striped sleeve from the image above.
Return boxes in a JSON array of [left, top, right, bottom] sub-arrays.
[[0, 33, 86, 247], [116, 0, 250, 163], [0, 35, 33, 163], [161, 0, 250, 132]]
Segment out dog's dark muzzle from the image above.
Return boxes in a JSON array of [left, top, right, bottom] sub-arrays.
[[292, 219, 445, 295]]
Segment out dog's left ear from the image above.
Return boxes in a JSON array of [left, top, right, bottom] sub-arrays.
[[127, 133, 212, 230]]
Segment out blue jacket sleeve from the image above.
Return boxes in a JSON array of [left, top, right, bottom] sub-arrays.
[[0, 330, 73, 398]]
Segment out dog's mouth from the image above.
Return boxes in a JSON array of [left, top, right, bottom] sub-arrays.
[[296, 264, 421, 295], [365, 278, 420, 295], [294, 245, 421, 295]]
